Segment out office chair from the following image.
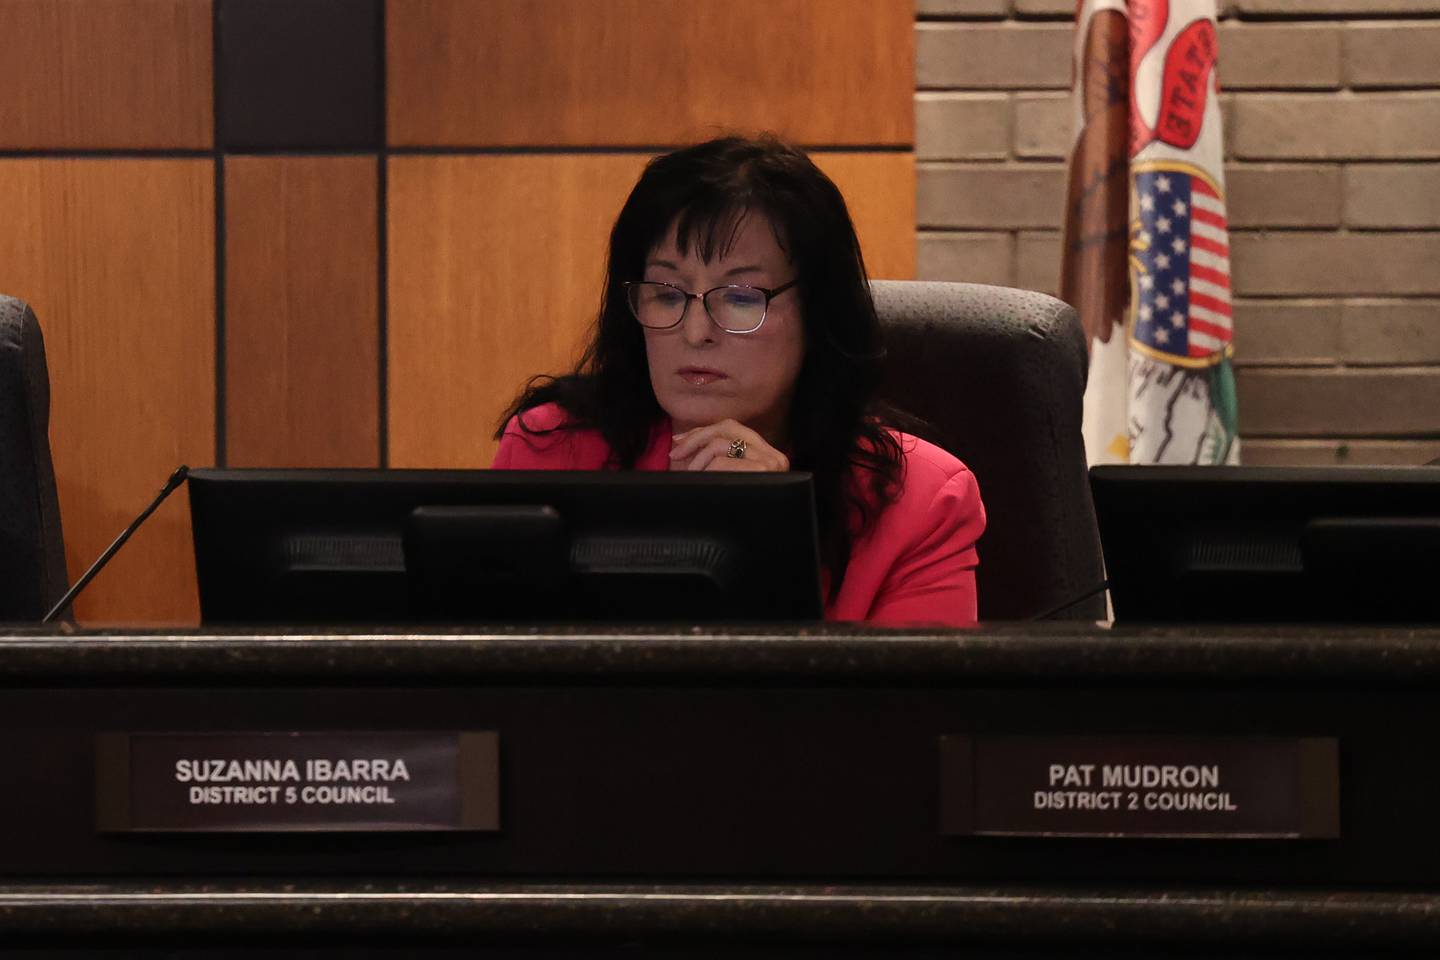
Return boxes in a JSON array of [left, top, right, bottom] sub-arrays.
[[872, 280, 1105, 621], [0, 295, 68, 621]]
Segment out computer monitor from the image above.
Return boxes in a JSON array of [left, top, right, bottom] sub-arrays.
[[1090, 465, 1440, 624], [188, 469, 823, 624]]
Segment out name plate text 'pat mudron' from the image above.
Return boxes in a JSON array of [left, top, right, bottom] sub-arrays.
[[940, 735, 1339, 839], [97, 731, 498, 833]]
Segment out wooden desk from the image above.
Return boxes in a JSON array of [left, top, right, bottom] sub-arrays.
[[2, 623, 1439, 952]]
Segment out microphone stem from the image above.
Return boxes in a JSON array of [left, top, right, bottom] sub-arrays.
[[41, 465, 190, 624]]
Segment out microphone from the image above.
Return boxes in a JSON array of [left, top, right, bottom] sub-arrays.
[[42, 465, 190, 624]]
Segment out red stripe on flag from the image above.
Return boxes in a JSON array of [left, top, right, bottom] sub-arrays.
[[1191, 292, 1233, 316], [1191, 265, 1232, 289], [1192, 177, 1219, 198], [1192, 236, 1229, 257], [1190, 316, 1232, 340], [1186, 320, 1232, 346], [1192, 207, 1228, 229], [1186, 315, 1232, 338]]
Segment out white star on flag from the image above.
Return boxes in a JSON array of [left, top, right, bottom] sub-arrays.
[[1140, 193, 1155, 212], [1171, 311, 1185, 328], [1156, 216, 1172, 234], [1156, 252, 1171, 269], [1156, 175, 1172, 193], [1172, 237, 1187, 254], [1155, 293, 1170, 309], [1171, 278, 1186, 295], [1173, 199, 1187, 216]]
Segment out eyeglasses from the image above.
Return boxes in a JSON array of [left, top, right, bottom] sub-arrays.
[[623, 279, 797, 334]]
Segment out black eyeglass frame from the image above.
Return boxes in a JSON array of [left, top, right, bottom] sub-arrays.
[[622, 278, 799, 335]]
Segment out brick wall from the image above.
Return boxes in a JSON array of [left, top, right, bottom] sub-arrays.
[[915, 0, 1440, 466]]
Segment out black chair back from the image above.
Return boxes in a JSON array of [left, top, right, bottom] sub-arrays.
[[0, 296, 68, 621], [872, 280, 1105, 621]]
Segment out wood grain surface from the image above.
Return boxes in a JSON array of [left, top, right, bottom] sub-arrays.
[[814, 152, 917, 281], [386, 0, 914, 147], [386, 153, 649, 467], [224, 155, 380, 467], [0, 159, 215, 625], [0, 0, 213, 149]]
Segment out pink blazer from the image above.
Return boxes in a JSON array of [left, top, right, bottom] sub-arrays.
[[491, 403, 986, 626]]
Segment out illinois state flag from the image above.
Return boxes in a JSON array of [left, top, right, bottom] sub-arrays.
[[1062, 0, 1239, 465]]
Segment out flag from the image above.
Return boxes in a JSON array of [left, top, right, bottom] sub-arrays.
[[1062, 0, 1239, 466]]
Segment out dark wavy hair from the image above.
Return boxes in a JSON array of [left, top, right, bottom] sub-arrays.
[[497, 134, 909, 599]]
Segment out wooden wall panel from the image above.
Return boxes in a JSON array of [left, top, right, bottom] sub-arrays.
[[0, 0, 213, 149], [815, 152, 917, 281], [386, 0, 914, 147], [0, 159, 214, 625], [387, 154, 648, 468], [225, 156, 380, 467]]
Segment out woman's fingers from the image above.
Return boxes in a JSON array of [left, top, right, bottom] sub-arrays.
[[688, 436, 788, 471], [686, 436, 740, 471], [669, 419, 756, 462], [671, 419, 788, 471]]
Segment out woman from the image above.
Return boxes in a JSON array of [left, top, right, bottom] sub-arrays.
[[492, 135, 985, 625]]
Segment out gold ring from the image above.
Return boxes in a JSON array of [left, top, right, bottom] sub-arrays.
[[727, 438, 747, 459]]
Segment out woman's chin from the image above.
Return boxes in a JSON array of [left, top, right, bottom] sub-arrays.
[[660, 396, 747, 430]]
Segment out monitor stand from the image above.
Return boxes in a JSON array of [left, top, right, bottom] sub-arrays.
[[404, 505, 568, 621]]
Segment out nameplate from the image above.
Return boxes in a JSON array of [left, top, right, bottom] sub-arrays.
[[96, 732, 498, 833], [939, 735, 1339, 839]]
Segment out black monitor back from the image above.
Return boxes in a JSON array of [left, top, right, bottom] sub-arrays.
[[1091, 465, 1440, 624], [189, 469, 823, 624]]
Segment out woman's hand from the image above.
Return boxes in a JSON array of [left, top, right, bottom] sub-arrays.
[[669, 419, 790, 472]]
